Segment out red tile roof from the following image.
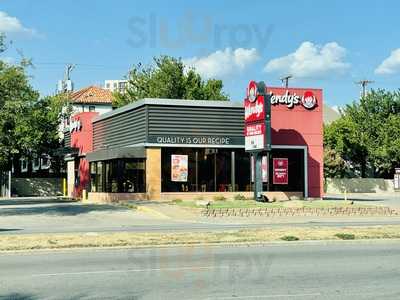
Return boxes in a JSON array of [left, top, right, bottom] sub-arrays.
[[69, 86, 113, 104]]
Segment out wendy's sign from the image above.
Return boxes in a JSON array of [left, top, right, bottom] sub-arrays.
[[269, 89, 318, 109], [244, 81, 265, 123], [244, 81, 271, 151]]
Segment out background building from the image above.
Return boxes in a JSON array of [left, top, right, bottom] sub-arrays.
[[104, 80, 128, 94]]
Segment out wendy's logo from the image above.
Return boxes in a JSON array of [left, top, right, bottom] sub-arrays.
[[302, 91, 317, 109]]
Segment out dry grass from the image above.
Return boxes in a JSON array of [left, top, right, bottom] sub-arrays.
[[1, 225, 400, 251]]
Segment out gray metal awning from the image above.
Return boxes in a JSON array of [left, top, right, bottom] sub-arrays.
[[86, 146, 146, 162]]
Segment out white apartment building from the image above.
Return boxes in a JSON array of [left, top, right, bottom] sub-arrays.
[[104, 80, 128, 93]]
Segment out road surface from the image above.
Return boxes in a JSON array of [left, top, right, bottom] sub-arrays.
[[1, 197, 400, 235], [1, 241, 400, 299]]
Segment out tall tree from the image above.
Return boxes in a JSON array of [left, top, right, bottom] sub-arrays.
[[0, 35, 70, 170], [324, 89, 400, 178], [113, 56, 228, 107]]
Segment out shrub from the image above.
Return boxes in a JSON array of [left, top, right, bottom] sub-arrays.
[[233, 194, 246, 201], [213, 195, 226, 201], [280, 235, 300, 241], [171, 198, 183, 204], [335, 233, 355, 240]]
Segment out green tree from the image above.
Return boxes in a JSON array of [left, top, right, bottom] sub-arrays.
[[0, 35, 70, 170], [324, 116, 368, 177], [324, 89, 400, 178], [113, 56, 228, 107], [323, 147, 348, 178]]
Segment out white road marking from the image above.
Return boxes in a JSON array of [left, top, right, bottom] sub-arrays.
[[202, 293, 321, 299], [32, 265, 229, 277]]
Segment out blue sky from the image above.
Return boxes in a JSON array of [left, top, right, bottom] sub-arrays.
[[1, 0, 400, 107]]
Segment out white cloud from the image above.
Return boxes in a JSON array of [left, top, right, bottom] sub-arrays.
[[0, 11, 38, 37], [375, 49, 400, 75], [263, 41, 350, 78], [184, 48, 260, 78]]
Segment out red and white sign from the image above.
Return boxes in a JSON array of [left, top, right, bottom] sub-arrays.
[[245, 81, 265, 123], [245, 123, 265, 151], [269, 90, 317, 109], [244, 97, 265, 123], [247, 80, 258, 102], [273, 158, 288, 185]]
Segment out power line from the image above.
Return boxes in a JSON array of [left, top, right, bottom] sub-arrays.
[[34, 62, 128, 69]]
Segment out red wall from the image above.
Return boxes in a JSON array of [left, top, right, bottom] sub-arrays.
[[70, 112, 98, 197], [268, 87, 323, 197]]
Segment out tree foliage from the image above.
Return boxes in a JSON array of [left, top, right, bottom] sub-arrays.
[[113, 56, 229, 107], [324, 89, 400, 178], [0, 35, 69, 170]]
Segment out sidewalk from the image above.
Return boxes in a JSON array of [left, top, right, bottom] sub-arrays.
[[324, 193, 400, 208]]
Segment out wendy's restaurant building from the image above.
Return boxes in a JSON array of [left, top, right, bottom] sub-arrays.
[[64, 87, 323, 202]]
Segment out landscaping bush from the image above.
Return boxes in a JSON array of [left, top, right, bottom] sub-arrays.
[[280, 235, 300, 241], [335, 233, 355, 240], [233, 194, 246, 201], [171, 198, 183, 204], [213, 195, 226, 201]]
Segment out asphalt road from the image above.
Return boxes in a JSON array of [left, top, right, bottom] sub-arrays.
[[1, 197, 400, 235], [1, 241, 400, 299]]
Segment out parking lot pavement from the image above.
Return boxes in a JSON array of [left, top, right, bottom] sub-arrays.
[[2, 196, 400, 235], [0, 197, 182, 234]]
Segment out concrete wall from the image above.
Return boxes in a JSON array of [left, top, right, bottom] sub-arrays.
[[11, 177, 63, 197], [325, 178, 395, 194]]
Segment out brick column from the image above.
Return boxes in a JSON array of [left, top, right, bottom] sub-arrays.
[[146, 148, 161, 200]]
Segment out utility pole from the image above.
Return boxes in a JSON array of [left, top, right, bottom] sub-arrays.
[[64, 64, 75, 81], [280, 75, 292, 88], [355, 80, 374, 98], [57, 64, 75, 93]]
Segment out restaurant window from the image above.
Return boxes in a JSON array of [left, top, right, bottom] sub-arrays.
[[161, 147, 250, 193], [90, 159, 145, 193], [235, 149, 251, 191], [90, 163, 97, 192]]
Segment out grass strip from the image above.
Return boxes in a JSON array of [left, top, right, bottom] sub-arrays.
[[1, 225, 400, 251]]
